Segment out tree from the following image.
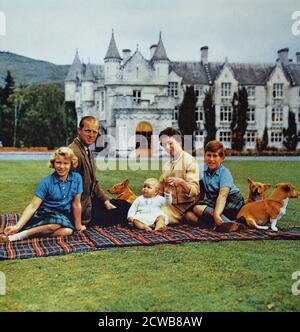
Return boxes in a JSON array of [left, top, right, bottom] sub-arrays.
[[230, 86, 248, 151], [65, 101, 78, 145], [2, 71, 15, 106], [256, 126, 269, 152], [1, 84, 77, 148], [0, 72, 16, 144], [283, 110, 298, 151], [178, 85, 197, 152], [203, 88, 217, 146], [9, 89, 27, 147]]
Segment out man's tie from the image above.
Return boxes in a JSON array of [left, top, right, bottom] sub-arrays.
[[86, 148, 92, 164]]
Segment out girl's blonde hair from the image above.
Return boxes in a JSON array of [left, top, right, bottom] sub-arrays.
[[48, 147, 78, 170]]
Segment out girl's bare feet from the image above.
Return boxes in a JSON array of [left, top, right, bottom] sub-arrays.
[[0, 234, 9, 243], [4, 225, 20, 236]]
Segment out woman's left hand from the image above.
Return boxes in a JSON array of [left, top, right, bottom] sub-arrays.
[[166, 177, 183, 186]]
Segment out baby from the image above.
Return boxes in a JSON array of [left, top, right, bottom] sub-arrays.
[[127, 178, 172, 231]]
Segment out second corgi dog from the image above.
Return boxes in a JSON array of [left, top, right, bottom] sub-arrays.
[[237, 183, 299, 231], [108, 179, 137, 204], [245, 178, 271, 204]]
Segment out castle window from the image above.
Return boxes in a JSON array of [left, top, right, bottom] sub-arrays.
[[270, 131, 282, 143], [219, 131, 231, 143], [273, 83, 284, 98], [168, 82, 178, 97], [221, 83, 231, 97], [246, 131, 256, 144], [247, 107, 255, 123], [194, 85, 203, 99], [272, 106, 283, 124], [194, 130, 204, 149], [298, 107, 300, 123], [133, 90, 141, 104], [136, 67, 139, 79], [246, 86, 256, 99], [195, 106, 204, 123], [172, 106, 179, 121], [220, 106, 232, 123]]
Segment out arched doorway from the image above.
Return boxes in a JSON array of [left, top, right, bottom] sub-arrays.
[[136, 122, 152, 157]]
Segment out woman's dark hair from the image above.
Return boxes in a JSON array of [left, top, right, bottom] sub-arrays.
[[158, 127, 183, 145]]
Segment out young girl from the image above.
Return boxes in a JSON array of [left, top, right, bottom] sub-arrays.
[[127, 178, 172, 231], [0, 147, 86, 243], [185, 140, 244, 231]]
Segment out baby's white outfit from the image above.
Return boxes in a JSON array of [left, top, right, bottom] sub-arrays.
[[127, 193, 172, 227]]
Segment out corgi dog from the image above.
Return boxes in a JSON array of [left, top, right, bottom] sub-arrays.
[[237, 183, 299, 232], [108, 179, 137, 204], [245, 178, 271, 204]]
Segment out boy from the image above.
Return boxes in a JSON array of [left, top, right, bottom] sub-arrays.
[[185, 140, 244, 231]]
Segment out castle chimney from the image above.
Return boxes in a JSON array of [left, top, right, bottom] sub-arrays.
[[150, 44, 157, 58], [122, 49, 131, 62], [277, 48, 289, 66], [296, 52, 300, 64], [200, 46, 208, 65]]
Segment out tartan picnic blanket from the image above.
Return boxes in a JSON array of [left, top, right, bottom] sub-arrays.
[[1, 213, 300, 260]]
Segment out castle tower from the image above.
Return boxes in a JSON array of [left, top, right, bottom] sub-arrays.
[[65, 50, 82, 101], [81, 62, 95, 102], [104, 30, 122, 84], [150, 32, 170, 85]]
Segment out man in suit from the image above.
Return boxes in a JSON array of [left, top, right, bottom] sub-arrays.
[[69, 116, 128, 226]]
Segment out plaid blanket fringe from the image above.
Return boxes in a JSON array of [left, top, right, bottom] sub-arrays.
[[1, 213, 300, 260]]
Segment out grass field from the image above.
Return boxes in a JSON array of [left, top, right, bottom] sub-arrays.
[[0, 160, 300, 312]]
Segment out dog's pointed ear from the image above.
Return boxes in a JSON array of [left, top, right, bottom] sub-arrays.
[[248, 178, 253, 185], [282, 184, 291, 193], [277, 183, 291, 192], [122, 179, 129, 186], [264, 183, 272, 190]]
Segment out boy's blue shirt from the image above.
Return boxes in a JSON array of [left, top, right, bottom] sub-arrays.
[[34, 171, 83, 214], [200, 163, 240, 200]]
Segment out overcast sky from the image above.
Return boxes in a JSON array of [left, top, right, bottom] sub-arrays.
[[0, 0, 299, 65]]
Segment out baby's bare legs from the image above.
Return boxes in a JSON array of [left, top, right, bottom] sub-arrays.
[[154, 216, 167, 231], [132, 219, 152, 231]]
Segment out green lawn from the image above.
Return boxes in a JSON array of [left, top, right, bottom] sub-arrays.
[[0, 160, 300, 312]]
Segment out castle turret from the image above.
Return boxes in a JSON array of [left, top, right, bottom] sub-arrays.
[[81, 63, 95, 102], [65, 50, 82, 101], [150, 32, 170, 84], [104, 30, 122, 84]]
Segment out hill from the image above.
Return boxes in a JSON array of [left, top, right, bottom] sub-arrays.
[[0, 51, 69, 88]]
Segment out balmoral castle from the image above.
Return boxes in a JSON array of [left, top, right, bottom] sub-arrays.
[[65, 32, 300, 155]]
